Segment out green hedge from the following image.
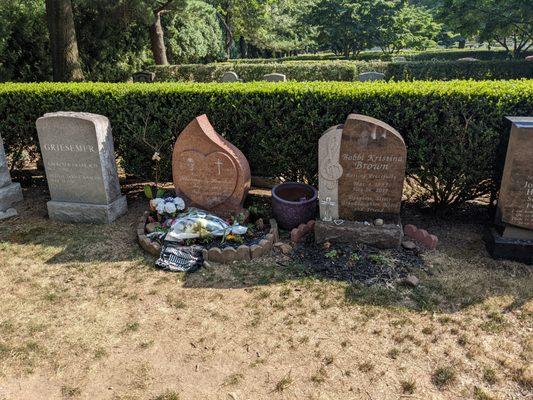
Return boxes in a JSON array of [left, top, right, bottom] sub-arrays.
[[244, 49, 533, 62], [153, 61, 388, 82], [151, 60, 532, 82], [1, 80, 532, 208], [387, 60, 533, 81]]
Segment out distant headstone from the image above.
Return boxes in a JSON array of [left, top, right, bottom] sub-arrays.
[[391, 57, 407, 62], [487, 117, 533, 264], [0, 134, 23, 220], [36, 112, 127, 224], [457, 57, 478, 62], [358, 72, 385, 82], [263, 73, 287, 82], [316, 114, 407, 248], [525, 55, 533, 62], [172, 114, 251, 218], [221, 71, 241, 82], [133, 71, 155, 83]]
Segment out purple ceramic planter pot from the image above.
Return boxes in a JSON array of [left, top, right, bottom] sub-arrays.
[[272, 182, 318, 230]]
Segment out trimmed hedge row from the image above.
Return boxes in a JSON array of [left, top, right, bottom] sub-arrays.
[[387, 60, 533, 81], [243, 49, 533, 62], [1, 80, 532, 208], [153, 61, 387, 82], [152, 60, 533, 82]]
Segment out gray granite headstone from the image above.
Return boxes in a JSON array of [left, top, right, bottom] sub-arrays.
[[0, 134, 23, 220], [36, 112, 127, 224], [358, 72, 386, 82], [264, 73, 287, 82], [391, 56, 407, 62], [221, 71, 241, 82]]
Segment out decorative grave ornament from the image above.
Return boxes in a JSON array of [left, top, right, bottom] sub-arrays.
[[172, 114, 251, 218], [36, 112, 127, 224], [315, 114, 407, 248], [263, 73, 287, 82], [486, 116, 533, 264], [0, 134, 23, 220], [358, 72, 386, 82], [221, 71, 241, 82], [132, 71, 155, 82]]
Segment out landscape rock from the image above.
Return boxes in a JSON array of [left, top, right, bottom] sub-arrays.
[[374, 218, 384, 226], [400, 274, 419, 287], [402, 240, 416, 250], [274, 242, 293, 255]]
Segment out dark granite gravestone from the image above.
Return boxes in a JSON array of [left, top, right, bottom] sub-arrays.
[[36, 112, 128, 224], [133, 71, 155, 83], [486, 116, 533, 264]]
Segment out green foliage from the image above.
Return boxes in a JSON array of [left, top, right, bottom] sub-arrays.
[[250, 48, 532, 63], [0, 0, 51, 82], [153, 61, 384, 82], [387, 60, 533, 81], [151, 60, 532, 82], [439, 0, 533, 58], [165, 0, 225, 64], [307, 0, 440, 57], [1, 80, 532, 208]]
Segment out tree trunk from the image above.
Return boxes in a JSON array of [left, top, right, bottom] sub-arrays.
[[239, 36, 247, 59], [343, 44, 350, 60], [150, 11, 169, 65], [45, 0, 84, 82]]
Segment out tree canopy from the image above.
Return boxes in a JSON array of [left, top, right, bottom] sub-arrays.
[[0, 0, 530, 82]]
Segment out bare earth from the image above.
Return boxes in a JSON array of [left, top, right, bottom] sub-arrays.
[[0, 188, 532, 400]]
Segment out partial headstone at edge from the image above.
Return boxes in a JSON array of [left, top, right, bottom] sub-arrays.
[[486, 116, 533, 264], [358, 71, 386, 82], [36, 112, 127, 224], [0, 134, 23, 220], [263, 73, 287, 82]]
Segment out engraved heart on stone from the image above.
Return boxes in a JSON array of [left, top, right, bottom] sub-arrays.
[[175, 150, 238, 209]]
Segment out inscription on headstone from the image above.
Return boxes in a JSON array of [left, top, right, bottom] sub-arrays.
[[172, 114, 251, 217], [36, 112, 127, 224], [337, 114, 406, 221], [0, 134, 23, 219]]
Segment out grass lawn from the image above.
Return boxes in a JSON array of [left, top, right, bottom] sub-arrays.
[[0, 187, 532, 400]]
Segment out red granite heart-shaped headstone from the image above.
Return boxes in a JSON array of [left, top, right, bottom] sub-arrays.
[[175, 150, 238, 209]]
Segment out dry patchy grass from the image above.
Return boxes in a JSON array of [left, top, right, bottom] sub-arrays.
[[0, 190, 531, 399]]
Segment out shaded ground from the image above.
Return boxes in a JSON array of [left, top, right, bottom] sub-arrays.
[[0, 186, 532, 400]]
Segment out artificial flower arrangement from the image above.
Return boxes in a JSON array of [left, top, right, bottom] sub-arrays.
[[144, 186, 249, 245]]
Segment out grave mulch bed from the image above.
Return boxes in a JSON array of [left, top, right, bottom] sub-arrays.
[[290, 234, 427, 286]]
